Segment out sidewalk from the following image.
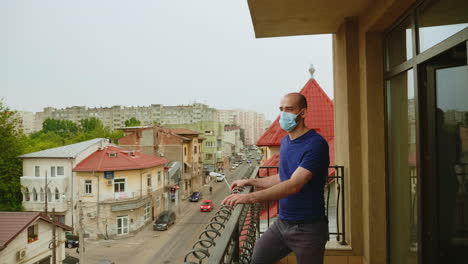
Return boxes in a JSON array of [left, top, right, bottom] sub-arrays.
[[66, 197, 197, 263]]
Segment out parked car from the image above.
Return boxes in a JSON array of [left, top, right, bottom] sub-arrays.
[[216, 174, 225, 182], [200, 200, 214, 212], [153, 211, 176, 231], [65, 234, 79, 249], [190, 192, 203, 202]]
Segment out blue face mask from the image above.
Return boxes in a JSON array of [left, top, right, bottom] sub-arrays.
[[279, 111, 300, 132]]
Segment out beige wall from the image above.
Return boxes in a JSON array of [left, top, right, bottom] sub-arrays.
[[75, 165, 166, 238], [0, 219, 67, 264]]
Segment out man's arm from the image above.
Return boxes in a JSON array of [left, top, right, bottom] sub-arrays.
[[230, 174, 280, 190], [222, 167, 312, 206]]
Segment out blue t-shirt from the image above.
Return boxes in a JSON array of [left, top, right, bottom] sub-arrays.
[[278, 129, 329, 221]]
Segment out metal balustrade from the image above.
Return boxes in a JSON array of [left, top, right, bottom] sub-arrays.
[[183, 164, 346, 263]]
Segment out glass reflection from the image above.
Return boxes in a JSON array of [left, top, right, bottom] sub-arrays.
[[387, 69, 418, 264], [418, 0, 468, 52]]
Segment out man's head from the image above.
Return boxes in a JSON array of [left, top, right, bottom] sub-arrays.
[[279, 93, 307, 132]]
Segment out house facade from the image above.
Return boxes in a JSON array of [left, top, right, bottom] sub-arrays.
[[118, 126, 204, 199], [247, 0, 468, 263], [72, 145, 169, 239], [19, 138, 110, 228], [0, 212, 72, 264]]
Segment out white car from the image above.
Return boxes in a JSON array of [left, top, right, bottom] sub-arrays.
[[209, 172, 225, 182]]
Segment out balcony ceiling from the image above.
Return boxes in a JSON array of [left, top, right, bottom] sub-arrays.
[[247, 0, 371, 38]]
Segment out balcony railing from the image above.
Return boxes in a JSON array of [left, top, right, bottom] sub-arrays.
[[184, 165, 346, 263]]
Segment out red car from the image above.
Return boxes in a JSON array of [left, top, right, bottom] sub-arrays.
[[200, 200, 214, 212]]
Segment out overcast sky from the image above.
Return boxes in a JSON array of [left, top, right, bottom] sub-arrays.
[[1, 0, 333, 121]]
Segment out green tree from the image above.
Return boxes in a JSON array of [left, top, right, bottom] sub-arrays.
[[0, 101, 24, 211], [124, 117, 141, 127], [42, 118, 79, 137], [80, 117, 104, 132]]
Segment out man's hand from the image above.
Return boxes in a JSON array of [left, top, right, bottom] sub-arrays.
[[221, 193, 255, 207], [230, 179, 250, 190]]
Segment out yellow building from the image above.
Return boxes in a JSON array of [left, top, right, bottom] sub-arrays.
[[246, 0, 468, 263], [73, 146, 169, 239]]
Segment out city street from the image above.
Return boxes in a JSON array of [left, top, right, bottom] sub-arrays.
[[67, 163, 253, 264]]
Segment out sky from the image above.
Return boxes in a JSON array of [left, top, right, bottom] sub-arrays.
[[0, 0, 333, 121]]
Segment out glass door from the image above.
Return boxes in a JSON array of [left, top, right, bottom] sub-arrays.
[[420, 41, 468, 263], [117, 215, 129, 235]]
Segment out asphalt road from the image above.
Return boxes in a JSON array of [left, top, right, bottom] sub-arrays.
[[146, 163, 252, 264]]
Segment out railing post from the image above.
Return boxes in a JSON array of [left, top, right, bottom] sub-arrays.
[[340, 166, 347, 245], [233, 222, 240, 263]]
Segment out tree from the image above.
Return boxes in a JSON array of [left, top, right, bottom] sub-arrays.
[[124, 117, 141, 127], [80, 117, 104, 132], [42, 118, 79, 137], [0, 101, 24, 211]]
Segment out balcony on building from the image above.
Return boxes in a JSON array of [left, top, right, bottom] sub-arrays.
[[20, 175, 68, 212]]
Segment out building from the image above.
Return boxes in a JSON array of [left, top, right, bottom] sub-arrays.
[[217, 109, 266, 145], [166, 121, 225, 175], [0, 212, 72, 264], [33, 103, 216, 131], [19, 138, 110, 228], [72, 146, 169, 239], [223, 125, 243, 154], [118, 126, 204, 198], [247, 0, 468, 263], [16, 111, 36, 135]]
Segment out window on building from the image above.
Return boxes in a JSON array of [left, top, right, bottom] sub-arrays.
[[194, 146, 197, 154], [206, 154, 213, 160], [24, 188, 30, 201], [114, 178, 126, 193], [39, 188, 44, 201], [32, 188, 38, 201], [184, 147, 187, 156], [157, 172, 161, 184], [147, 174, 151, 187], [85, 180, 92, 194], [57, 166, 64, 176], [144, 203, 151, 221], [55, 188, 60, 200], [35, 166, 40, 177], [50, 166, 56, 177], [156, 196, 160, 208], [27, 224, 38, 243]]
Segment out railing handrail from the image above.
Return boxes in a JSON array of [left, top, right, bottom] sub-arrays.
[[208, 167, 258, 264]]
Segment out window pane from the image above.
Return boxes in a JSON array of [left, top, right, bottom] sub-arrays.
[[51, 166, 56, 177], [418, 0, 468, 52], [435, 65, 468, 252], [386, 17, 413, 70], [57, 166, 64, 175], [386, 69, 419, 264]]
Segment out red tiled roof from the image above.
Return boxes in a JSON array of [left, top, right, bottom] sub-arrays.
[[256, 78, 335, 166], [0, 212, 72, 250], [257, 78, 334, 145], [73, 146, 170, 172], [259, 154, 279, 177]]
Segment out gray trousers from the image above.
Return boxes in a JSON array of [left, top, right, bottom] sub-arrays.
[[251, 217, 328, 264]]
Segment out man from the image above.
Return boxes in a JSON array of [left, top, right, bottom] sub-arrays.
[[222, 93, 329, 264]]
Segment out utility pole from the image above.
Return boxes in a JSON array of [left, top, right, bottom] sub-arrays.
[[78, 200, 84, 263], [45, 171, 48, 215], [51, 208, 56, 264]]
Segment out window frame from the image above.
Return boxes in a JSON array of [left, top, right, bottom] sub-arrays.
[[85, 180, 92, 195]]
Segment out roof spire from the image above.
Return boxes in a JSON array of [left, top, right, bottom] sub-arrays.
[[308, 64, 315, 79]]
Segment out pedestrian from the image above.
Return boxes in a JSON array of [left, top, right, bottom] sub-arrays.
[[222, 92, 329, 264]]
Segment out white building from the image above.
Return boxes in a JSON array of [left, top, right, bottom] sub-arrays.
[[217, 109, 266, 145], [19, 138, 110, 229], [0, 212, 72, 264]]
